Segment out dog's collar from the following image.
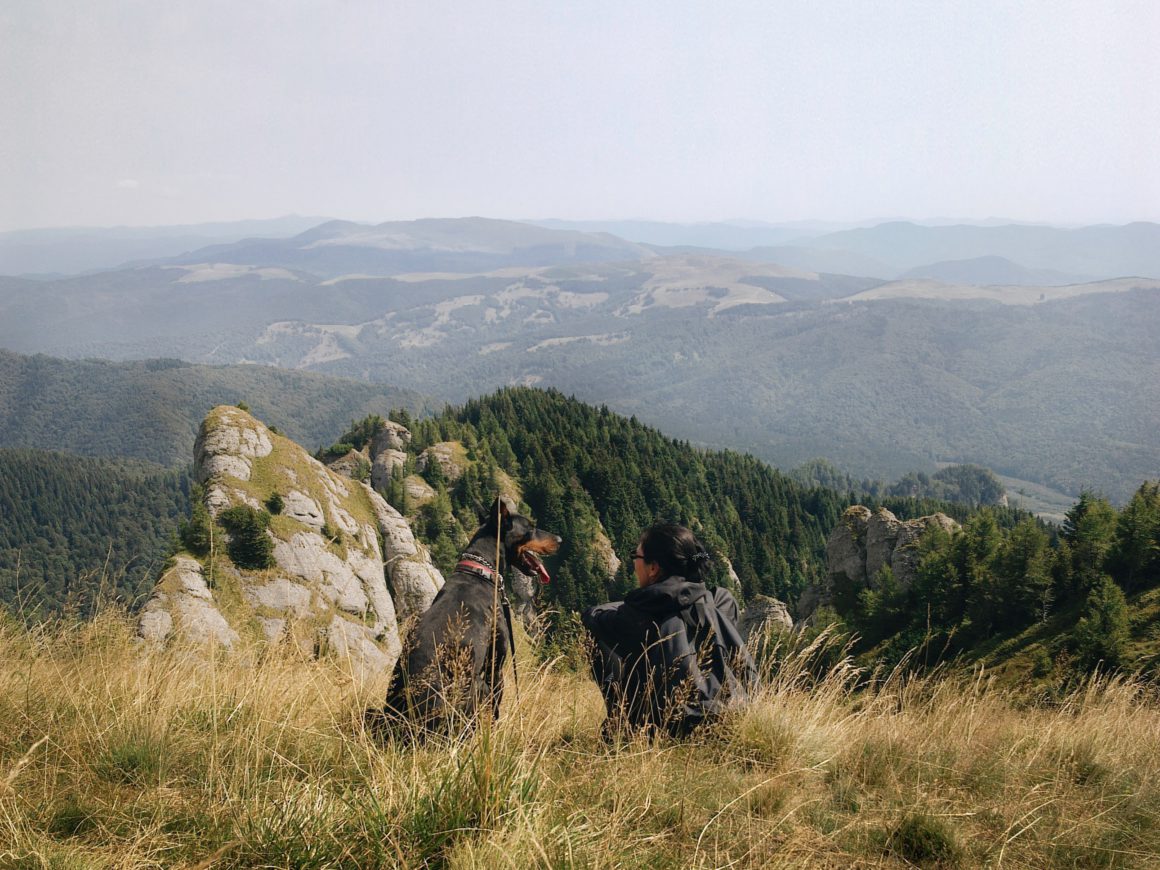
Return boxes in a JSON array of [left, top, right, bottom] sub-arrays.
[[455, 555, 503, 585], [460, 551, 497, 571]]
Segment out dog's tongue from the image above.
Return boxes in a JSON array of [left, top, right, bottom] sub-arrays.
[[533, 560, 550, 584], [524, 553, 551, 584]]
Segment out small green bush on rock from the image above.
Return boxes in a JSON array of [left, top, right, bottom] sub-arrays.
[[219, 505, 275, 570]]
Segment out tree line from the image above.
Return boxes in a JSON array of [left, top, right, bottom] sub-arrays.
[[0, 449, 190, 617], [364, 388, 1030, 620], [823, 485, 1160, 674]]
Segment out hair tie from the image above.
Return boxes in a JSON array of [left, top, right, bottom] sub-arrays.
[[691, 551, 711, 563]]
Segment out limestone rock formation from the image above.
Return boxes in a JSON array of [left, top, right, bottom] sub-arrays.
[[372, 420, 412, 453], [417, 441, 466, 482], [592, 527, 621, 582], [138, 556, 239, 648], [369, 420, 411, 489], [403, 475, 436, 505], [740, 594, 794, 641], [138, 405, 444, 680], [797, 505, 959, 620], [325, 448, 370, 481], [362, 482, 444, 619], [507, 564, 539, 628]]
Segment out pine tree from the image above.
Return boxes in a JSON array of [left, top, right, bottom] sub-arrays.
[[1060, 491, 1117, 595], [1071, 574, 1130, 671], [1108, 481, 1160, 593]]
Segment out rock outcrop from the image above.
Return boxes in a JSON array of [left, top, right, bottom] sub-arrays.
[[507, 564, 540, 628], [138, 405, 444, 680], [325, 448, 370, 482], [138, 556, 239, 648], [740, 594, 794, 640], [798, 506, 959, 620], [417, 441, 466, 482], [369, 421, 411, 490]]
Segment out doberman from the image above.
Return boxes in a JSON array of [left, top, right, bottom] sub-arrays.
[[369, 496, 561, 738]]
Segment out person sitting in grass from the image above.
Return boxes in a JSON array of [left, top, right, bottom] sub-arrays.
[[581, 522, 758, 737]]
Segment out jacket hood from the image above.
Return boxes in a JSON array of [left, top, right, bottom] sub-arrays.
[[625, 575, 710, 618]]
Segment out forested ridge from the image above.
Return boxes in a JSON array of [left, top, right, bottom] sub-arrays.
[[0, 349, 430, 467], [368, 388, 1031, 618], [353, 387, 1157, 680], [0, 386, 1017, 624], [4, 386, 1157, 686], [820, 483, 1160, 680], [0, 449, 189, 617]]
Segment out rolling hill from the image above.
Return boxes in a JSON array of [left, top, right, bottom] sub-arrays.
[[1, 217, 1157, 502], [0, 351, 431, 466]]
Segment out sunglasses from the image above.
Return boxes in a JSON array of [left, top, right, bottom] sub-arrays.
[[627, 550, 645, 562]]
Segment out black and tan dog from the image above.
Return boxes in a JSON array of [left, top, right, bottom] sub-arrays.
[[369, 497, 560, 738]]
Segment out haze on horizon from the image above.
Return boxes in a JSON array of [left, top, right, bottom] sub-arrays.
[[2, 0, 1157, 234]]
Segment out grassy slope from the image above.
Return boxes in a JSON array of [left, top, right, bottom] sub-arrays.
[[968, 586, 1160, 691], [996, 473, 1076, 524], [1, 615, 1157, 868]]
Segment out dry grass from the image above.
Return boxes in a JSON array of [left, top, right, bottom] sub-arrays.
[[1, 613, 1158, 869]]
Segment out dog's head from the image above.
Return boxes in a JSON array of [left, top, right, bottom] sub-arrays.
[[477, 496, 561, 584]]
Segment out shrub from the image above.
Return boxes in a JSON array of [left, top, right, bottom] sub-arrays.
[[885, 812, 961, 866], [1072, 574, 1130, 671], [219, 505, 275, 570], [99, 724, 169, 786], [351, 457, 372, 482], [319, 442, 355, 460], [265, 492, 285, 515], [48, 796, 98, 838], [179, 487, 213, 556]]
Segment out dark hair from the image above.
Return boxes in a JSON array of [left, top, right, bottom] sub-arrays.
[[638, 522, 712, 582]]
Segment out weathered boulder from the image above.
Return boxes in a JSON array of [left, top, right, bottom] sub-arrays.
[[797, 505, 959, 620], [324, 448, 369, 481], [371, 449, 408, 490], [891, 511, 958, 590], [829, 506, 872, 587], [368, 421, 411, 489], [865, 508, 901, 580], [139, 556, 240, 648], [740, 594, 794, 641], [592, 526, 621, 582], [417, 442, 466, 482], [371, 420, 412, 453], [508, 564, 539, 628], [404, 475, 436, 504], [137, 405, 444, 681]]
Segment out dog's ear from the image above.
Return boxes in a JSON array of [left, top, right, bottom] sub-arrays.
[[479, 495, 515, 528]]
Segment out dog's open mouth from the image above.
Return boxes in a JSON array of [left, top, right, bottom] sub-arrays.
[[519, 549, 552, 584]]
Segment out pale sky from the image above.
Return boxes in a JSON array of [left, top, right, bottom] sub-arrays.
[[2, 0, 1158, 231]]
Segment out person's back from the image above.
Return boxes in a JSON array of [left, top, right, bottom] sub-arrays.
[[582, 523, 757, 736]]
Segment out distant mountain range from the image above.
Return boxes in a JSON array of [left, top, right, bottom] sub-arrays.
[[1, 215, 1157, 502], [148, 217, 652, 279], [806, 221, 1160, 281], [0, 216, 330, 277], [8, 215, 1160, 283], [896, 255, 1086, 286]]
